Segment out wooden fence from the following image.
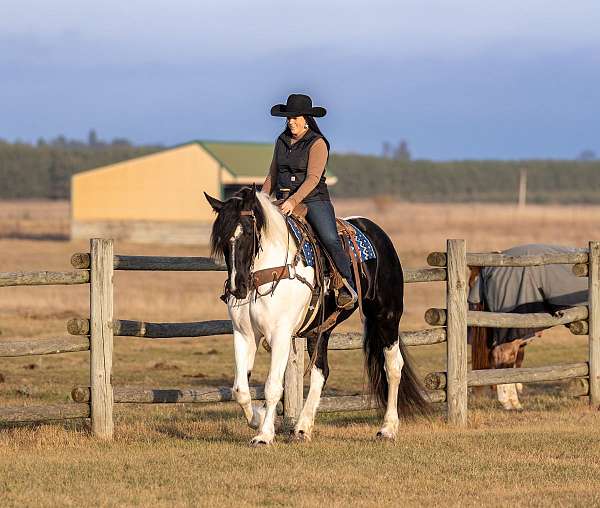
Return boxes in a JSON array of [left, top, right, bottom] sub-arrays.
[[423, 240, 599, 425], [1, 238, 597, 437]]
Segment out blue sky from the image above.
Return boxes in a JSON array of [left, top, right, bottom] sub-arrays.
[[1, 0, 599, 159]]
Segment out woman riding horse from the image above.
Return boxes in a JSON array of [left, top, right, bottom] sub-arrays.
[[261, 94, 358, 309], [204, 94, 428, 445]]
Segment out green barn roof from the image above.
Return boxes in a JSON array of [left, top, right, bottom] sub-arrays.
[[197, 141, 273, 177]]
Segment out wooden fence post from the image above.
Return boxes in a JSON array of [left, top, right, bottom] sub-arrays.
[[446, 239, 468, 426], [283, 337, 305, 428], [589, 241, 600, 407], [90, 238, 114, 439]]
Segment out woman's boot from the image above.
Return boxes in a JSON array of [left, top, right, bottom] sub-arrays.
[[337, 277, 358, 309]]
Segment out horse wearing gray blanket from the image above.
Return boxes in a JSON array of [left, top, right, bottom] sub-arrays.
[[468, 244, 588, 410]]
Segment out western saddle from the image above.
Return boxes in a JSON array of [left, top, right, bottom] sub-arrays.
[[249, 200, 365, 342]]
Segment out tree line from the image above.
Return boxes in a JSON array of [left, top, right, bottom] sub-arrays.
[[327, 154, 600, 204], [1, 137, 600, 203], [0, 137, 161, 199]]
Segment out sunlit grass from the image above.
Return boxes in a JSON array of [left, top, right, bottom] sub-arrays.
[[1, 199, 600, 506]]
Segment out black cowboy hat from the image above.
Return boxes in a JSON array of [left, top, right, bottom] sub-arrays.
[[270, 94, 326, 118]]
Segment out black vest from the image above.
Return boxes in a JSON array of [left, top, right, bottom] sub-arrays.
[[275, 130, 330, 202]]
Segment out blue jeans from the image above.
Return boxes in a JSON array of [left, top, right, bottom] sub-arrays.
[[305, 200, 354, 283]]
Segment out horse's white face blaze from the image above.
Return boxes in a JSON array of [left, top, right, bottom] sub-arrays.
[[229, 224, 243, 292]]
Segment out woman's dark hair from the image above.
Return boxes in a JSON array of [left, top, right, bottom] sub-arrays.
[[283, 116, 330, 151]]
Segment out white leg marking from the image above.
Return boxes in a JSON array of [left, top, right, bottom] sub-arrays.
[[516, 382, 523, 394], [498, 383, 522, 410], [497, 383, 522, 410], [506, 383, 523, 410], [232, 331, 255, 425], [247, 337, 266, 430], [229, 224, 243, 292], [377, 341, 404, 440], [250, 332, 291, 446], [294, 366, 326, 441]]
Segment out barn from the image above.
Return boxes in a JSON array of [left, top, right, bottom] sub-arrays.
[[71, 140, 335, 245]]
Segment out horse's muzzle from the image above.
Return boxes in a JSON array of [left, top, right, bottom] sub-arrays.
[[230, 281, 249, 300]]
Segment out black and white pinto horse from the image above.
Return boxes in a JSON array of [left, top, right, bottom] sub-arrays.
[[205, 187, 428, 445]]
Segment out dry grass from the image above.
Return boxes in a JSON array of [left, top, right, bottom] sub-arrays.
[[1, 198, 600, 506]]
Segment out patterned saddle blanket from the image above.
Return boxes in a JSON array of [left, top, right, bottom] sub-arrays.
[[286, 217, 376, 268]]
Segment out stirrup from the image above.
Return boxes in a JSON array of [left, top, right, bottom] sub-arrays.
[[337, 278, 358, 309]]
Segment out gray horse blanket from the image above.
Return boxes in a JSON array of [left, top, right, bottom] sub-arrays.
[[468, 244, 588, 346]]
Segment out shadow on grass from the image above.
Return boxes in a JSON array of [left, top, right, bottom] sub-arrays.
[[154, 420, 249, 444]]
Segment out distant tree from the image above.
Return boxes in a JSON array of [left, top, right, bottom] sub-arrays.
[[37, 137, 46, 147], [88, 129, 99, 147], [111, 137, 132, 147], [51, 135, 67, 148], [393, 139, 411, 161], [578, 149, 596, 161], [382, 141, 392, 158]]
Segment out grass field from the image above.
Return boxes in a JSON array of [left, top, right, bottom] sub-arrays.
[[1, 199, 600, 507]]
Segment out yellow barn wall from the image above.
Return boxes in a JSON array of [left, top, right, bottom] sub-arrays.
[[71, 145, 221, 222]]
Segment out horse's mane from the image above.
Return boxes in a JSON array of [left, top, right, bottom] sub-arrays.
[[255, 192, 290, 251], [209, 188, 293, 263]]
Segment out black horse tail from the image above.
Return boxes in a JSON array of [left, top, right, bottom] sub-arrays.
[[349, 216, 430, 418]]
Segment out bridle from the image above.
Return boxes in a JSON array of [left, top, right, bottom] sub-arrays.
[[223, 209, 261, 299], [223, 208, 314, 302]]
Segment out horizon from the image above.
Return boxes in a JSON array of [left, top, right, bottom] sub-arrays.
[[5, 131, 600, 163]]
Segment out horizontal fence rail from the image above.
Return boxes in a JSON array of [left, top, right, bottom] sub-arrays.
[[327, 328, 446, 349], [424, 362, 589, 390], [67, 317, 446, 348], [427, 251, 589, 268], [424, 306, 588, 329], [72, 385, 267, 404], [67, 318, 233, 338], [318, 390, 446, 413], [0, 271, 90, 287], [69, 386, 445, 413], [0, 336, 90, 357], [0, 403, 90, 424], [70, 252, 446, 283], [404, 268, 446, 283]]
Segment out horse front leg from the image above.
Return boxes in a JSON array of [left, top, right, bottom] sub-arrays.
[[250, 330, 291, 447], [293, 334, 330, 441], [232, 330, 259, 427], [493, 340, 524, 411]]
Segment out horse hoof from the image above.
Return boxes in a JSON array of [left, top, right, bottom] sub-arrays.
[[376, 430, 396, 441], [250, 438, 271, 447], [290, 430, 310, 442]]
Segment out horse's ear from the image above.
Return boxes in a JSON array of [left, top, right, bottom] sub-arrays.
[[251, 182, 257, 193], [204, 192, 224, 212]]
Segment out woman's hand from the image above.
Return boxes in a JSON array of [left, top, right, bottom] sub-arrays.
[[279, 199, 295, 216]]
